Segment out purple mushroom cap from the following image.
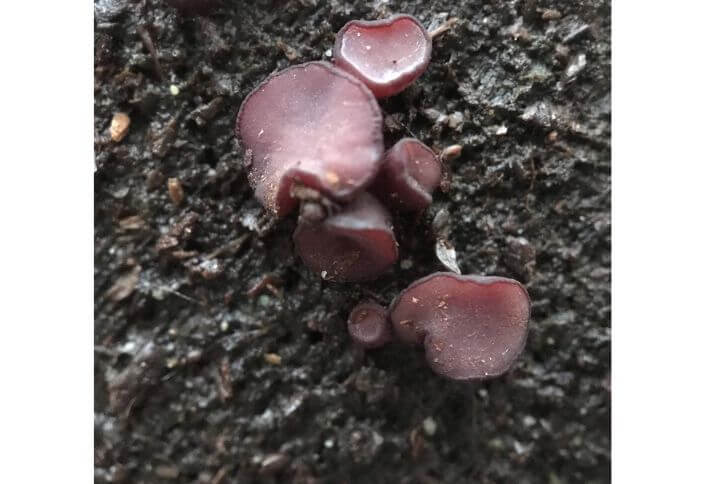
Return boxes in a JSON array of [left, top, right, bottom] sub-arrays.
[[333, 14, 432, 98], [293, 192, 398, 282], [236, 61, 384, 216], [371, 138, 442, 211], [389, 273, 530, 380], [347, 301, 393, 349]]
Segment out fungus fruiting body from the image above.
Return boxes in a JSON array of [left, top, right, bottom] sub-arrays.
[[236, 61, 384, 216], [372, 138, 442, 211], [233, 17, 532, 380], [347, 302, 392, 349], [333, 14, 432, 98], [389, 273, 530, 380], [293, 193, 398, 282]]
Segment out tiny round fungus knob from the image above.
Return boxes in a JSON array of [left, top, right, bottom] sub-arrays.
[[389, 273, 530, 380], [293, 193, 398, 282], [333, 14, 432, 98], [236, 61, 384, 216], [347, 302, 392, 349], [372, 138, 442, 211]]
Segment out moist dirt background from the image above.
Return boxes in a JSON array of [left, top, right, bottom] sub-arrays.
[[94, 0, 611, 482]]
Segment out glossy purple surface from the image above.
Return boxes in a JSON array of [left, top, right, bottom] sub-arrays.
[[236, 62, 383, 216], [347, 302, 392, 349], [333, 14, 432, 98], [389, 272, 530, 380], [293, 193, 398, 282], [372, 138, 442, 211]]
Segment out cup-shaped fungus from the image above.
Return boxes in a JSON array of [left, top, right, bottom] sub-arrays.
[[293, 193, 398, 282], [347, 302, 393, 349], [236, 61, 384, 216], [389, 273, 530, 380], [371, 138, 442, 211], [333, 14, 432, 98]]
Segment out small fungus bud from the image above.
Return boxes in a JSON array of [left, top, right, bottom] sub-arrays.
[[371, 138, 442, 212], [293, 193, 398, 282], [333, 14, 432, 98], [347, 302, 392, 349], [236, 61, 383, 216], [389, 273, 530, 380]]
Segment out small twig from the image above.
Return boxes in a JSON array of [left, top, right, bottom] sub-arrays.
[[158, 286, 203, 305], [381, 108, 416, 138], [205, 234, 249, 260], [562, 24, 591, 44], [136, 25, 163, 80], [429, 18, 459, 40], [246, 273, 283, 298]]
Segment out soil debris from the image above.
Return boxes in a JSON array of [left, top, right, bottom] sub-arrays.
[[104, 265, 141, 302], [109, 112, 130, 142], [167, 177, 184, 206]]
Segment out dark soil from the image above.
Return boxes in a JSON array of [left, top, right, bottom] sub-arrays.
[[94, 0, 611, 482]]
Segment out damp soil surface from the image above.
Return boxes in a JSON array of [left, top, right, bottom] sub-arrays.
[[94, 1, 611, 482]]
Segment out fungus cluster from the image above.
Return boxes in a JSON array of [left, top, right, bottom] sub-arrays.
[[236, 14, 436, 283], [236, 14, 530, 380]]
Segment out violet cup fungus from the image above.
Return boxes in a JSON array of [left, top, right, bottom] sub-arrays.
[[293, 192, 398, 282], [347, 302, 393, 349], [333, 14, 432, 98], [236, 61, 384, 216], [389, 272, 530, 380], [371, 137, 442, 211]]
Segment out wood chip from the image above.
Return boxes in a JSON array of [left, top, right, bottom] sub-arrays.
[[155, 234, 179, 251], [109, 112, 130, 142], [151, 118, 178, 158], [216, 357, 233, 401], [259, 453, 290, 476], [276, 39, 299, 61], [118, 215, 146, 231], [542, 9, 562, 20], [429, 17, 458, 39], [155, 465, 179, 480], [105, 265, 141, 302], [440, 144, 462, 162], [263, 353, 282, 365], [167, 177, 184, 206]]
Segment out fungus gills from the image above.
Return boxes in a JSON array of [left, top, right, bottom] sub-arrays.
[[347, 302, 393, 349], [236, 61, 384, 216], [333, 14, 432, 98], [372, 138, 442, 211], [389, 273, 530, 380], [293, 193, 398, 282]]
